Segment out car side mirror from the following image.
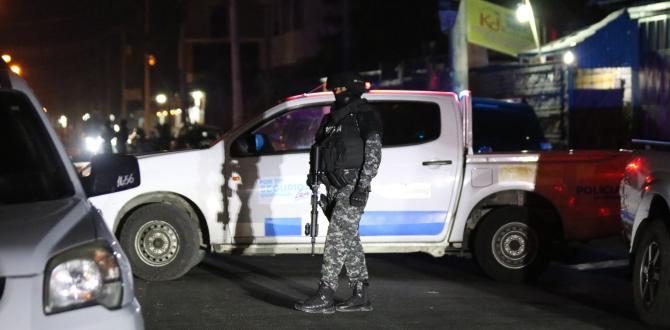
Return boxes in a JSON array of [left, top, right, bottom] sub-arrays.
[[80, 154, 140, 197]]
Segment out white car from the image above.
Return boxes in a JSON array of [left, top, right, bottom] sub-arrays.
[[0, 62, 143, 329], [620, 148, 670, 327]]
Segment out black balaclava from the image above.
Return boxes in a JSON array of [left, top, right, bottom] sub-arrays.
[[326, 72, 367, 110]]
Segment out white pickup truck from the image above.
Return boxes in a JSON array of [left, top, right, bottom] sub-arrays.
[[90, 90, 629, 283], [620, 148, 670, 327]]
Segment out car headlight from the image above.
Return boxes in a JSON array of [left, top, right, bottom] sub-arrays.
[[44, 241, 123, 314]]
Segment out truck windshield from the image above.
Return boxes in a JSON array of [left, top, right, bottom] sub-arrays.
[[472, 100, 549, 153], [0, 91, 74, 205]]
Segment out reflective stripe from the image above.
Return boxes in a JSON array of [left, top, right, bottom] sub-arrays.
[[265, 218, 301, 236], [360, 211, 447, 236], [264, 212, 448, 237]]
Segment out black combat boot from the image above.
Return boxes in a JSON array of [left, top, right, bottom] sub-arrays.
[[294, 282, 336, 314], [336, 280, 372, 312]]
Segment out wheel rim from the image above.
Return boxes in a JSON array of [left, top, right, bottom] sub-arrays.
[[491, 221, 537, 270], [639, 241, 661, 308], [135, 220, 180, 267]]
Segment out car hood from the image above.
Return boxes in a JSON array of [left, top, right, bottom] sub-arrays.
[[0, 197, 97, 277]]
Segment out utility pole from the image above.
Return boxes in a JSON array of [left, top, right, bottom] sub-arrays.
[[120, 25, 127, 119], [178, 15, 188, 124], [143, 0, 152, 133], [229, 0, 243, 127], [449, 0, 468, 92]]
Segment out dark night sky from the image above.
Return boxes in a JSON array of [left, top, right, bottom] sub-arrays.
[[0, 0, 180, 120], [0, 0, 644, 122]]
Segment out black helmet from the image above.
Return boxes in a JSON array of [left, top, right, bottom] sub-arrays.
[[326, 72, 367, 95]]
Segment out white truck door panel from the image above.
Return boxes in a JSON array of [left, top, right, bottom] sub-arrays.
[[362, 94, 462, 243], [228, 103, 328, 245], [228, 92, 462, 245]]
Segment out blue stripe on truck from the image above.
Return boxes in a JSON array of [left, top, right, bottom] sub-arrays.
[[265, 218, 301, 236], [360, 211, 447, 236], [265, 211, 447, 236]]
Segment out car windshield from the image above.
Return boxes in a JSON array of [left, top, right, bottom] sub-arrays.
[[0, 91, 74, 205], [472, 100, 548, 153]]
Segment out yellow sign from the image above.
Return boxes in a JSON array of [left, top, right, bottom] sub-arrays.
[[466, 0, 534, 56]]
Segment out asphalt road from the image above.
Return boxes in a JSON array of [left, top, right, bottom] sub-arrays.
[[135, 239, 648, 330]]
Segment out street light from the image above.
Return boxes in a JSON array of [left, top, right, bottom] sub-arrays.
[[563, 50, 576, 65], [516, 3, 532, 23], [148, 54, 156, 67], [58, 115, 68, 129], [155, 93, 167, 105], [10, 64, 22, 76], [190, 90, 204, 107], [2, 54, 11, 63], [516, 1, 540, 51]]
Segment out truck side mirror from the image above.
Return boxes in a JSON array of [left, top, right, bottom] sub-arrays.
[[253, 133, 267, 152], [231, 133, 271, 156], [80, 154, 140, 197]]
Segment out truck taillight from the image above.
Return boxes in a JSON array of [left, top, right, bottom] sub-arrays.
[[598, 207, 611, 217], [626, 158, 641, 172]]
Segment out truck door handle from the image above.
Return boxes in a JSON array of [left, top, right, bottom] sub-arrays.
[[422, 160, 452, 166]]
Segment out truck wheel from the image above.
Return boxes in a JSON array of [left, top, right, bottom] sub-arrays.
[[474, 206, 550, 282], [120, 203, 201, 281], [633, 220, 670, 327]]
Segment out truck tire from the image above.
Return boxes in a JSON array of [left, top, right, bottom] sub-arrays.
[[473, 206, 550, 282], [632, 219, 670, 327], [120, 203, 201, 281]]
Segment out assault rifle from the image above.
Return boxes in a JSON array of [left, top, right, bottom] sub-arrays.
[[305, 146, 320, 256]]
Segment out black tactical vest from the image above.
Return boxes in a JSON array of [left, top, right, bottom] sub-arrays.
[[316, 106, 365, 173]]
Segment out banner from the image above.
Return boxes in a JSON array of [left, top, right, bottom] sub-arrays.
[[466, 0, 534, 56]]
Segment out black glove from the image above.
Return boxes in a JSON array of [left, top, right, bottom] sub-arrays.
[[350, 189, 368, 207], [319, 194, 334, 220]]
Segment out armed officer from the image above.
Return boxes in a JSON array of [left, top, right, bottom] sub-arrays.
[[295, 72, 383, 313]]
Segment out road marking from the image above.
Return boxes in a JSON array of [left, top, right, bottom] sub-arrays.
[[564, 259, 628, 271]]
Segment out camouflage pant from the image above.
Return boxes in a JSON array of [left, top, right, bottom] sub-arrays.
[[320, 181, 368, 290]]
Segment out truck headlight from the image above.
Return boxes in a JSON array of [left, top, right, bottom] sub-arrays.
[[44, 241, 123, 314]]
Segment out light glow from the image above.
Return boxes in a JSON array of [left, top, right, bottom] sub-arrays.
[[626, 158, 641, 172], [85, 136, 104, 154], [190, 90, 205, 108], [10, 64, 21, 76], [563, 51, 576, 65], [58, 115, 68, 129], [155, 93, 167, 105], [1, 54, 11, 63], [516, 3, 533, 23]]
